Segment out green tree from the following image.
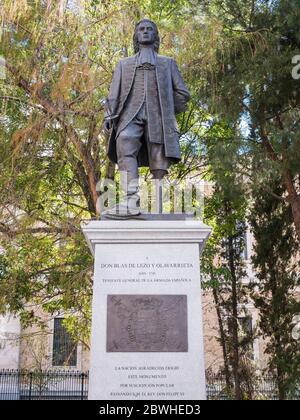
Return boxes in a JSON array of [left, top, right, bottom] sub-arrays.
[[202, 121, 252, 400], [249, 176, 300, 400], [195, 0, 300, 242]]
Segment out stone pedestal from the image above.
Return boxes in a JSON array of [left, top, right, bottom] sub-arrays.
[[82, 220, 211, 400]]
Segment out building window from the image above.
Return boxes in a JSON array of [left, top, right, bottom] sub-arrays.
[[52, 318, 77, 367]]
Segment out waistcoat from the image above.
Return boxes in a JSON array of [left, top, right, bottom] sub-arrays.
[[116, 65, 163, 144]]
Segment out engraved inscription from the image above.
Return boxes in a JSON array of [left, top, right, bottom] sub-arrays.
[[107, 295, 188, 352]]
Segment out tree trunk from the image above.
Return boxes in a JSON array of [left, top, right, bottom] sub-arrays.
[[228, 235, 242, 400], [290, 196, 300, 242], [212, 285, 232, 390], [283, 170, 300, 243], [259, 122, 300, 243], [276, 364, 286, 400]]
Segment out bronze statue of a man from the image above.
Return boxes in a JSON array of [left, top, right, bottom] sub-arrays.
[[104, 19, 190, 216]]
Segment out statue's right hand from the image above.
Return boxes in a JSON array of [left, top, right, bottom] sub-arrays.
[[103, 120, 112, 134]]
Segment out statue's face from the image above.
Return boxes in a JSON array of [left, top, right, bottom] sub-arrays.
[[136, 21, 156, 47]]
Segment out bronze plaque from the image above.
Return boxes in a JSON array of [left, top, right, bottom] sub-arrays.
[[106, 295, 188, 352]]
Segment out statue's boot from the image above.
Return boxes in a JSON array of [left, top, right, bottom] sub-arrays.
[[102, 169, 141, 217], [103, 187, 141, 217]]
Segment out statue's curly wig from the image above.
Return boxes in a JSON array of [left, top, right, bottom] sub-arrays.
[[133, 19, 160, 54]]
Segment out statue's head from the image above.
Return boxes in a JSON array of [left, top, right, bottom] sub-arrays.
[[133, 19, 160, 53]]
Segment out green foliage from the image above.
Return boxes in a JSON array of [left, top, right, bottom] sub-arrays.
[[249, 177, 300, 398], [192, 1, 300, 242], [197, 0, 300, 397], [201, 117, 253, 399]]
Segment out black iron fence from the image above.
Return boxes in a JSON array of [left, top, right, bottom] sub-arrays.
[[0, 369, 299, 400], [0, 370, 88, 400], [206, 374, 300, 400]]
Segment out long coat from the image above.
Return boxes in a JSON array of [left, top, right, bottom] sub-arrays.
[[105, 53, 190, 167]]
